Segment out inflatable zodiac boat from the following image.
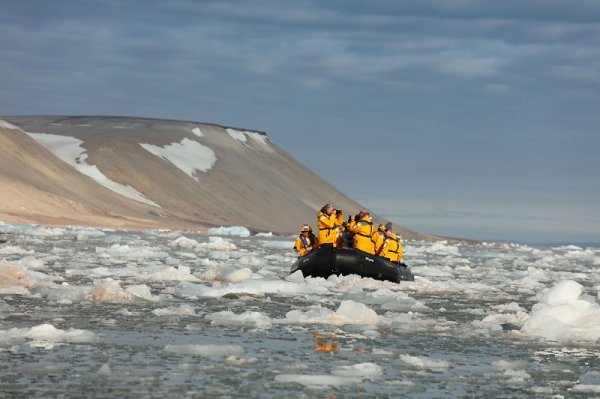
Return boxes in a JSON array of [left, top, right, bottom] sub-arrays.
[[290, 245, 414, 284]]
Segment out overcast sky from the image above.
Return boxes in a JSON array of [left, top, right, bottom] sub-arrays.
[[1, 0, 599, 244]]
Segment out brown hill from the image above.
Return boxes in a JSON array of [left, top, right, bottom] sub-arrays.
[[0, 115, 435, 239]]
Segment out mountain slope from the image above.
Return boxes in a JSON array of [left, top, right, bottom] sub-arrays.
[[1, 116, 434, 239]]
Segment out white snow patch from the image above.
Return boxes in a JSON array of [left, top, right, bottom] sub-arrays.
[[140, 137, 216, 179], [27, 133, 159, 207], [226, 128, 248, 142], [192, 127, 203, 137], [0, 119, 19, 130]]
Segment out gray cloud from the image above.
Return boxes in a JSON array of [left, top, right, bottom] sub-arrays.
[[1, 0, 599, 243]]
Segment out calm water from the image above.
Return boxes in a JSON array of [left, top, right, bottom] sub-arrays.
[[1, 225, 599, 398]]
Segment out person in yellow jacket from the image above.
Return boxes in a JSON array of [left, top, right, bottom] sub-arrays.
[[349, 210, 375, 254], [372, 224, 388, 255], [379, 229, 403, 263], [294, 224, 319, 257], [317, 204, 338, 246]]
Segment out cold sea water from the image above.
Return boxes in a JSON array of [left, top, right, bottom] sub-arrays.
[[0, 224, 600, 398]]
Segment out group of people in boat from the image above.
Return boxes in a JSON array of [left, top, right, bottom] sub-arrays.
[[294, 203, 403, 263]]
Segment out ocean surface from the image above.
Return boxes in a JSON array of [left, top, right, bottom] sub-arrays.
[[1, 224, 600, 398]]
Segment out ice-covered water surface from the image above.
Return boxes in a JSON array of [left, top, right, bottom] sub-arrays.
[[1, 224, 600, 398]]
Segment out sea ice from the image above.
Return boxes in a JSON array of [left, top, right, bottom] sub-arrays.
[[206, 310, 273, 329], [399, 354, 450, 371], [274, 374, 361, 387], [0, 323, 96, 346], [163, 344, 245, 357], [280, 300, 379, 326], [331, 362, 383, 378], [207, 226, 251, 237], [520, 280, 600, 341]]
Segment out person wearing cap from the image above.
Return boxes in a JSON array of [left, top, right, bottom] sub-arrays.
[[317, 203, 338, 247], [379, 229, 403, 263], [294, 224, 319, 257], [349, 210, 375, 254], [372, 223, 388, 255]]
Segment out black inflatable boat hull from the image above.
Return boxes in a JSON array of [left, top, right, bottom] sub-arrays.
[[290, 246, 414, 284]]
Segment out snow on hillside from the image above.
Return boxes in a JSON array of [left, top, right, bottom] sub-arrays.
[[139, 137, 217, 180], [0, 119, 19, 130], [27, 133, 160, 207], [226, 128, 270, 145]]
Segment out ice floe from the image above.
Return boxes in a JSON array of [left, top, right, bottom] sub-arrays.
[[520, 280, 600, 342]]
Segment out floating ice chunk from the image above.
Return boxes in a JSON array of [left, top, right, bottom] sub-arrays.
[[31, 227, 69, 237], [87, 279, 134, 303], [171, 236, 237, 251], [97, 363, 112, 375], [259, 240, 294, 249], [520, 280, 600, 342], [285, 270, 305, 284], [125, 284, 160, 302], [274, 374, 361, 387], [225, 268, 252, 283], [206, 310, 272, 329], [96, 244, 168, 259], [207, 226, 251, 237], [153, 304, 196, 316], [137, 265, 200, 283], [413, 240, 461, 257], [399, 354, 450, 371], [331, 363, 383, 378], [573, 385, 600, 393], [75, 228, 106, 240], [140, 138, 216, 178], [175, 278, 312, 298], [0, 245, 34, 255], [0, 299, 14, 314], [282, 300, 379, 326], [171, 236, 201, 249], [255, 232, 273, 237], [163, 344, 245, 357], [491, 360, 531, 386], [15, 256, 45, 271], [224, 355, 258, 366], [0, 261, 54, 293], [0, 323, 96, 346]]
